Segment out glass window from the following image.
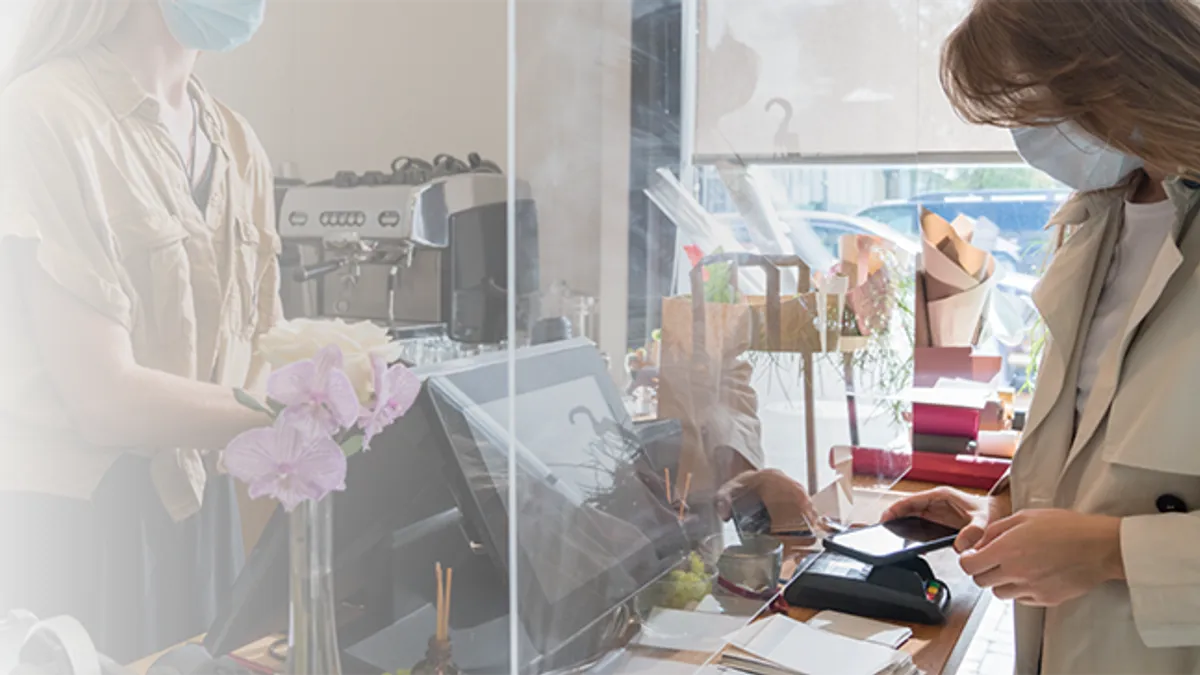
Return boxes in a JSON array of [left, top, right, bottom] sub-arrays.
[[856, 205, 918, 238], [694, 163, 1057, 392]]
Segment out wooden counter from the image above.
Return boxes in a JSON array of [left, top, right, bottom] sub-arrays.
[[773, 479, 989, 675], [131, 481, 990, 675], [781, 545, 987, 675]]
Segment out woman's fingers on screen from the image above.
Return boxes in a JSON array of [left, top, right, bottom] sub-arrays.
[[954, 523, 985, 553], [880, 493, 934, 522]]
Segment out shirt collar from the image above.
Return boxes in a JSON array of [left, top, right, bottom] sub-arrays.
[[1166, 176, 1200, 240], [77, 45, 227, 147], [188, 78, 228, 148]]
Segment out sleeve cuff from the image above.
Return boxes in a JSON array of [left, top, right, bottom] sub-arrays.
[[1120, 514, 1200, 648], [2, 222, 132, 331], [989, 469, 1011, 496]]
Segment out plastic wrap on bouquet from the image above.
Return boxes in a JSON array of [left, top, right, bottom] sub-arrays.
[[834, 235, 894, 350]]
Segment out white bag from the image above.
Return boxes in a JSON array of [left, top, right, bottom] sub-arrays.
[[0, 611, 118, 675]]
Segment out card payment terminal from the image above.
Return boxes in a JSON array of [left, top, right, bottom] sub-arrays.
[[783, 551, 951, 625]]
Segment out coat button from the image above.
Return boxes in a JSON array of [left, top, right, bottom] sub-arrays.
[[1156, 494, 1188, 513]]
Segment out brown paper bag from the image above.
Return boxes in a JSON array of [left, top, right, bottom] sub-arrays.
[[744, 255, 830, 354], [658, 252, 825, 494], [658, 294, 760, 497]]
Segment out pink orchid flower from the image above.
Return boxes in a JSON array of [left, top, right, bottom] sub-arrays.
[[359, 355, 421, 449], [268, 344, 360, 435], [223, 419, 348, 511]]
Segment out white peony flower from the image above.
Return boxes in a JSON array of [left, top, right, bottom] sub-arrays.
[[256, 319, 403, 404]]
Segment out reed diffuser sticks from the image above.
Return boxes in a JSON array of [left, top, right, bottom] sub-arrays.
[[415, 563, 461, 675], [677, 473, 692, 521], [435, 563, 453, 641]]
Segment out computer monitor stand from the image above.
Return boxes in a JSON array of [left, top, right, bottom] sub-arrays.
[[341, 508, 643, 675]]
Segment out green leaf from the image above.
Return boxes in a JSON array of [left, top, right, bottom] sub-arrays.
[[651, 329, 662, 342], [700, 251, 739, 305], [341, 435, 364, 457], [266, 397, 287, 416], [234, 388, 272, 417]]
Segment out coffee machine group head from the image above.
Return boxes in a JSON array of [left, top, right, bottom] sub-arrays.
[[276, 154, 540, 345]]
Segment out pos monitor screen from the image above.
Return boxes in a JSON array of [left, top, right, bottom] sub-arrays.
[[423, 338, 688, 664]]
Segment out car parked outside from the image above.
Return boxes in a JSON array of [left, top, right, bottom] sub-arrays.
[[854, 189, 1070, 275]]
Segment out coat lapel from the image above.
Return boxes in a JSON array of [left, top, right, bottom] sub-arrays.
[[1061, 182, 1198, 475], [1021, 195, 1114, 445]]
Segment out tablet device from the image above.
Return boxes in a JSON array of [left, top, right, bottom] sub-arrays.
[[822, 517, 960, 566], [425, 338, 688, 666]]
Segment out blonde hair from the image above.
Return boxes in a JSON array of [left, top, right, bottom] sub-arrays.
[[941, 0, 1200, 176], [4, 0, 131, 87]]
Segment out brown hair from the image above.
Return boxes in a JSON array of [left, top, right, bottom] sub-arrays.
[[941, 0, 1200, 175]]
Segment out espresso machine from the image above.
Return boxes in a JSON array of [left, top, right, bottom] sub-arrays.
[[276, 154, 541, 352]]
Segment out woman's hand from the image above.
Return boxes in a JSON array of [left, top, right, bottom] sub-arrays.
[[715, 469, 823, 534], [880, 486, 1011, 552], [959, 509, 1123, 607]]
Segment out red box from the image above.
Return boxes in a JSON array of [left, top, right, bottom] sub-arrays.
[[908, 451, 1009, 490], [911, 403, 981, 439], [851, 446, 1009, 491]]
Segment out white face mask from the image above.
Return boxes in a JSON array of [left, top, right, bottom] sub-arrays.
[[1010, 123, 1143, 191]]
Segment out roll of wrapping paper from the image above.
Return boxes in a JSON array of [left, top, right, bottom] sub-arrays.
[[849, 446, 910, 481], [850, 446, 1010, 490], [912, 402, 981, 439], [976, 430, 1019, 459], [908, 451, 1010, 490], [912, 433, 978, 455]]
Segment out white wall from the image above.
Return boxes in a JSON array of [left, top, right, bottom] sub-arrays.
[[198, 0, 508, 181], [198, 0, 632, 366], [513, 0, 631, 363]]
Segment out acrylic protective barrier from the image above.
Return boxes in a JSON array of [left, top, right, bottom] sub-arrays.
[[0, 0, 1051, 671], [505, 0, 1050, 672]]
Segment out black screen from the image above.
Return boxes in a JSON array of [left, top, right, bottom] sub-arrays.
[[425, 339, 687, 662], [828, 517, 960, 560]]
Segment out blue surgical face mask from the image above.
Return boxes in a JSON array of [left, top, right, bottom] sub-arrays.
[[159, 0, 266, 53], [1010, 123, 1143, 192]]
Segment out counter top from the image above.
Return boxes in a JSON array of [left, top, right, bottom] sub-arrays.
[[775, 479, 989, 675], [131, 481, 989, 675], [781, 545, 987, 675]]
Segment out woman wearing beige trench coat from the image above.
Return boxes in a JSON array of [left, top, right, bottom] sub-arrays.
[[720, 1, 1200, 672]]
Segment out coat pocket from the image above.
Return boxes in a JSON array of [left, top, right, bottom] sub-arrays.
[[1105, 333, 1200, 479], [110, 210, 197, 358], [1101, 410, 1200, 478], [232, 215, 263, 337], [1100, 391, 1200, 520]]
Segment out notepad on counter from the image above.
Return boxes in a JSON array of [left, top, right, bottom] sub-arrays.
[[721, 614, 919, 675], [806, 610, 912, 648], [633, 607, 749, 653]]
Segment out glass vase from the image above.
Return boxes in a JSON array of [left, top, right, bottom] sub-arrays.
[[286, 496, 342, 675]]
